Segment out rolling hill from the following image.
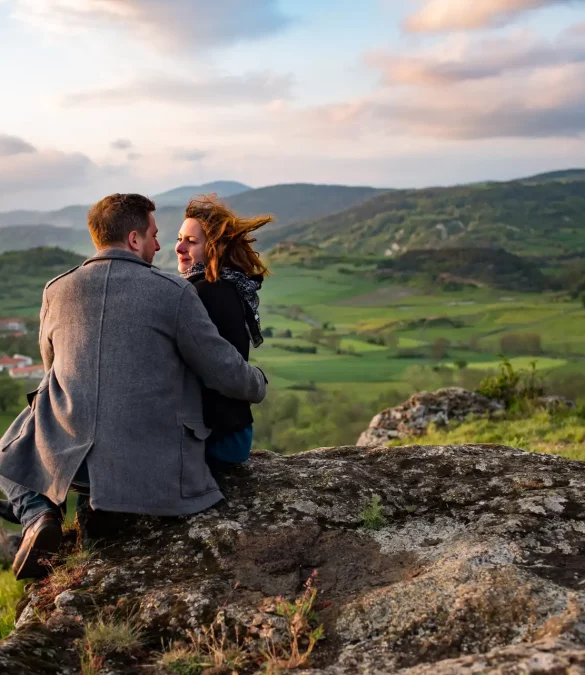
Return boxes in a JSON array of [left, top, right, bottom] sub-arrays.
[[519, 169, 585, 184], [4, 172, 585, 263], [0, 247, 85, 314], [275, 179, 585, 258], [0, 225, 93, 255], [0, 183, 386, 245]]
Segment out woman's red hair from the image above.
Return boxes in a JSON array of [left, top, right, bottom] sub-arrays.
[[184, 195, 271, 282]]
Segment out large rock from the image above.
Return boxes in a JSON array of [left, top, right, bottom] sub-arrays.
[[2, 444, 585, 674], [358, 387, 504, 446]]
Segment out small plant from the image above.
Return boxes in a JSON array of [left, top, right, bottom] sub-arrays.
[[83, 612, 143, 655], [160, 611, 249, 674], [79, 641, 105, 675], [477, 357, 521, 406], [159, 573, 325, 674], [477, 357, 546, 409], [359, 494, 388, 531], [37, 545, 95, 610], [262, 570, 325, 672]]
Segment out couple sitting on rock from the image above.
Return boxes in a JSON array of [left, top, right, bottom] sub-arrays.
[[0, 193, 271, 580]]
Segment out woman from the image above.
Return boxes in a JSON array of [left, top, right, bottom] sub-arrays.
[[175, 195, 271, 468]]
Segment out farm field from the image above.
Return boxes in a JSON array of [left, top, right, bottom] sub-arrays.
[[251, 264, 584, 399], [1, 257, 584, 455]]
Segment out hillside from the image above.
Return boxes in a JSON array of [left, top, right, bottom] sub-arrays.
[[380, 247, 549, 291], [279, 179, 585, 257], [0, 205, 89, 229], [519, 168, 585, 184], [0, 248, 84, 314], [227, 183, 387, 245], [0, 225, 92, 255], [0, 184, 387, 259]]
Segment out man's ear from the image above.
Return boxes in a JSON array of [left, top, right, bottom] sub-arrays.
[[128, 230, 140, 252]]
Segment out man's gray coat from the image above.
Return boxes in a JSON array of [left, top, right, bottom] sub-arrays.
[[0, 249, 267, 515]]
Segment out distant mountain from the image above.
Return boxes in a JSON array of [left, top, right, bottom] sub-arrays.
[[139, 183, 389, 264], [0, 182, 381, 236], [274, 179, 585, 258], [153, 181, 251, 207], [0, 205, 89, 229], [226, 183, 388, 250], [0, 225, 93, 255]]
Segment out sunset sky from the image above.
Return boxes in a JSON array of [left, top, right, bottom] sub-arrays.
[[0, 0, 584, 209]]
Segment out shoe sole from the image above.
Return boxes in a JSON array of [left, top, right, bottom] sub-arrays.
[[13, 521, 63, 581]]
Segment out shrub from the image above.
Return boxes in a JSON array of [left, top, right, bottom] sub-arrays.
[[477, 358, 545, 407], [359, 495, 388, 530]]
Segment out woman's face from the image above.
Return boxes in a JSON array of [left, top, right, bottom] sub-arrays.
[[176, 218, 207, 273]]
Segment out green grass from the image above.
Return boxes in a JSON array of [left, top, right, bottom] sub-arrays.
[[388, 409, 585, 461], [0, 569, 24, 638]]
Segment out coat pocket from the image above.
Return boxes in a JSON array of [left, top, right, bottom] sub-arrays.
[[180, 420, 215, 498]]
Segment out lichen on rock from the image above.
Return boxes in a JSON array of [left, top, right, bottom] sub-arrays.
[[1, 443, 585, 673]]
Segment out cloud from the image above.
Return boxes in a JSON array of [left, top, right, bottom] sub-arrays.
[[404, 0, 583, 33], [0, 145, 121, 195], [298, 62, 585, 141], [367, 30, 585, 85], [60, 72, 293, 108], [173, 149, 207, 162], [110, 138, 133, 150], [127, 152, 142, 161], [9, 0, 291, 52], [0, 134, 37, 157]]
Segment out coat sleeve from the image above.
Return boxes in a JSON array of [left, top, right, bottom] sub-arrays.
[[175, 284, 267, 403], [39, 286, 54, 371]]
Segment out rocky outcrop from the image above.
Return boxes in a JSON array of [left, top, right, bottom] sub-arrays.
[[2, 444, 585, 674], [358, 387, 504, 446]]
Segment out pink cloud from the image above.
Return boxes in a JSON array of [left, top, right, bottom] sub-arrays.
[[295, 63, 585, 141], [405, 0, 582, 33], [366, 29, 585, 85]]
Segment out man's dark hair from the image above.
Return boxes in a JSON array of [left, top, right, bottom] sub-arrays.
[[88, 193, 156, 248]]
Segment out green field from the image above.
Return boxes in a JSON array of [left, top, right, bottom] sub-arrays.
[[247, 265, 585, 399], [1, 257, 585, 454]]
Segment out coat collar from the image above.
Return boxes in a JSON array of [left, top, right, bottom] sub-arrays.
[[83, 248, 153, 268]]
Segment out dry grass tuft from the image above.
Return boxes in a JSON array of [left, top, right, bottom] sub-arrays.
[[159, 571, 325, 674]]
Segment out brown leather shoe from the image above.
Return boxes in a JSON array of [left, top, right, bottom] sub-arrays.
[[12, 513, 62, 580]]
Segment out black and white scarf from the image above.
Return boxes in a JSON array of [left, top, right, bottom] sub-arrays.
[[181, 263, 264, 348]]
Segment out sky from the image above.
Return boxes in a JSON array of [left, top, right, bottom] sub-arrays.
[[0, 0, 584, 210]]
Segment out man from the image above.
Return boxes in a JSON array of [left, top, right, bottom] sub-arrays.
[[0, 193, 266, 579]]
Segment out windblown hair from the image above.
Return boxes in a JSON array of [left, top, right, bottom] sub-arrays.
[[184, 195, 271, 282], [88, 193, 155, 248]]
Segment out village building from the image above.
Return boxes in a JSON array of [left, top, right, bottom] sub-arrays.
[[0, 319, 27, 334], [0, 354, 33, 373], [8, 364, 45, 381]]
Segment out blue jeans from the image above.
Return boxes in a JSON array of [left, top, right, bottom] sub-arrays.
[[0, 460, 90, 531], [206, 425, 253, 464]]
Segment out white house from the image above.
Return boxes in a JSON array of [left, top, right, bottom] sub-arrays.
[[0, 354, 32, 373]]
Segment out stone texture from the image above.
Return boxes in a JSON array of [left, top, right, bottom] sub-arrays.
[[1, 444, 585, 673], [357, 387, 504, 446]]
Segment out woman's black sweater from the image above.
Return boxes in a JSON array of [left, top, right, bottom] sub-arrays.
[[190, 275, 254, 435]]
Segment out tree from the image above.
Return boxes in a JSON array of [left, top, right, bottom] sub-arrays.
[[431, 337, 450, 360], [0, 372, 21, 413]]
